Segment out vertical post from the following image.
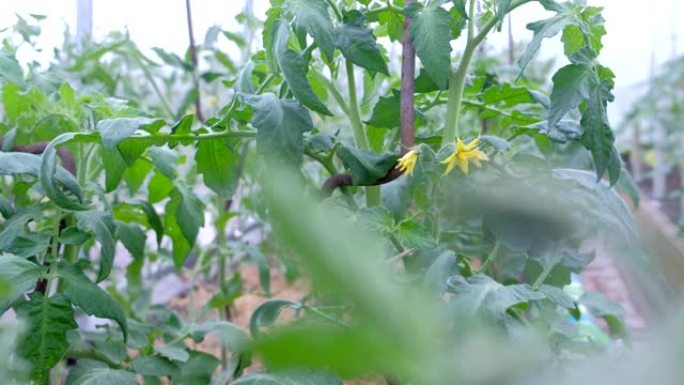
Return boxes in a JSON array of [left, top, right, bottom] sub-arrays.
[[399, 0, 416, 155], [185, 0, 204, 121], [75, 0, 93, 48]]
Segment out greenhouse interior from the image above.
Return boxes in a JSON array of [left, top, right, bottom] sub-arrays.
[[1, 0, 684, 384]]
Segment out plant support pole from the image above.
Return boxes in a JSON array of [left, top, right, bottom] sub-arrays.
[[321, 0, 417, 196], [185, 0, 204, 121]]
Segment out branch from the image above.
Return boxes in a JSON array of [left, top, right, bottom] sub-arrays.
[[322, 1, 416, 196]]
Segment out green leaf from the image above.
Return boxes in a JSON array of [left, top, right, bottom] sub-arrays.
[[518, 1, 577, 74], [155, 345, 190, 363], [0, 53, 24, 86], [264, 7, 282, 73], [123, 158, 153, 194], [548, 64, 593, 128], [59, 227, 90, 246], [101, 147, 128, 193], [245, 93, 313, 165], [69, 368, 137, 385], [174, 186, 204, 247], [165, 195, 191, 269], [257, 167, 443, 382], [615, 167, 640, 208], [579, 65, 620, 184], [195, 138, 240, 198], [580, 292, 626, 338], [337, 145, 398, 185], [74, 210, 116, 282], [0, 208, 42, 251], [56, 262, 128, 341], [131, 355, 179, 377], [249, 299, 302, 337], [115, 221, 145, 261], [245, 245, 272, 296], [233, 371, 343, 385], [130, 199, 164, 245], [336, 12, 389, 75], [148, 171, 174, 204], [481, 83, 536, 107], [149, 147, 179, 180], [15, 293, 78, 383], [0, 152, 81, 200], [452, 0, 468, 20], [409, 4, 452, 89], [447, 274, 545, 319], [0, 254, 42, 313], [165, 186, 204, 269], [365, 92, 401, 128], [6, 233, 50, 258], [538, 284, 575, 309], [40, 133, 88, 211], [170, 351, 220, 385], [273, 19, 332, 116], [97, 117, 165, 150], [285, 0, 336, 60]]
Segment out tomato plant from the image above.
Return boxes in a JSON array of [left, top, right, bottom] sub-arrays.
[[0, 1, 643, 384]]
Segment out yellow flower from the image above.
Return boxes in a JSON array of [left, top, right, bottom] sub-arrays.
[[441, 137, 490, 175], [396, 149, 419, 176]]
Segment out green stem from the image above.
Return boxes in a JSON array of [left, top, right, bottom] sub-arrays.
[[324, 0, 343, 21], [256, 74, 276, 94], [532, 265, 553, 290], [132, 51, 175, 118], [442, 0, 533, 146], [131, 130, 256, 143], [312, 69, 350, 116], [478, 241, 500, 274], [304, 305, 350, 327], [365, 4, 402, 18], [345, 60, 380, 206]]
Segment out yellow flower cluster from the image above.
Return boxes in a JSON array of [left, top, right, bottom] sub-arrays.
[[396, 149, 419, 176], [441, 137, 489, 175], [396, 137, 489, 177]]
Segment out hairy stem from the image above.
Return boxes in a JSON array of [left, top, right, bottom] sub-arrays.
[[345, 60, 380, 206], [442, 0, 533, 146]]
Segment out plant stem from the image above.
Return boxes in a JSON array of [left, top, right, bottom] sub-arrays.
[[532, 265, 553, 290], [324, 0, 343, 21], [313, 69, 350, 116], [132, 51, 175, 118], [442, 0, 477, 146], [478, 241, 500, 273], [304, 305, 350, 327], [345, 60, 380, 206], [132, 130, 256, 143], [442, 0, 533, 146], [255, 74, 276, 94], [365, 5, 403, 18]]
